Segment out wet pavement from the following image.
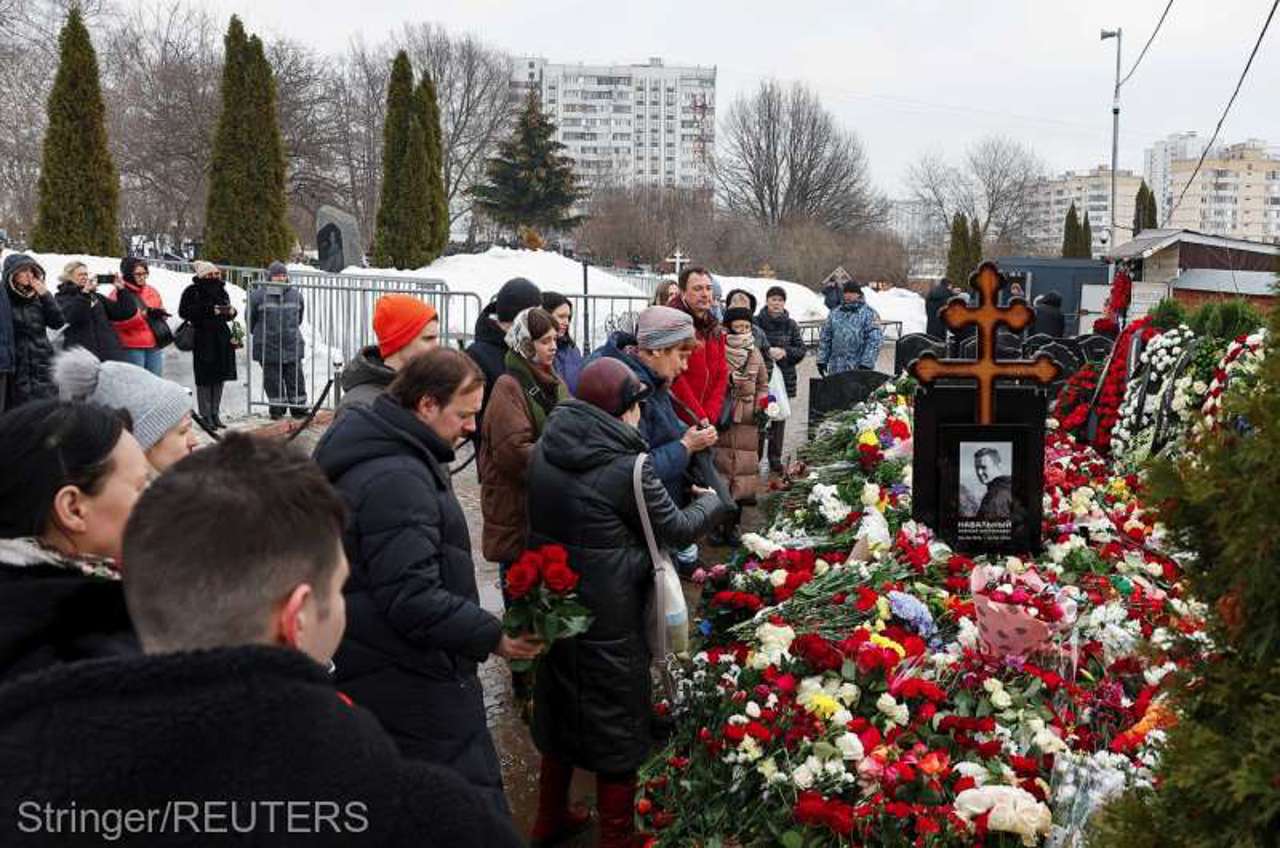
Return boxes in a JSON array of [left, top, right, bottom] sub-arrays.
[[209, 348, 891, 842]]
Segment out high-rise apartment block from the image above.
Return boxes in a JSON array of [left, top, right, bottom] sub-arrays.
[[1165, 140, 1280, 243], [1143, 131, 1210, 222], [509, 57, 715, 192], [1030, 165, 1143, 256]]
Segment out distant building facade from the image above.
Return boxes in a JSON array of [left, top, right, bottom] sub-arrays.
[[510, 57, 715, 192], [1165, 140, 1280, 244], [1143, 131, 1211, 222], [1029, 166, 1143, 257]]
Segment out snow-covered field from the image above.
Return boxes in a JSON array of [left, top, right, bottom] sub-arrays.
[[5, 247, 925, 418]]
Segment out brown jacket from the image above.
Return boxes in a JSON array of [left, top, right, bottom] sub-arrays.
[[478, 372, 562, 563], [714, 343, 769, 502]]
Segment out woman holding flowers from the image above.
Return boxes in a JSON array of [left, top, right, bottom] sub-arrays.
[[524, 357, 726, 848]]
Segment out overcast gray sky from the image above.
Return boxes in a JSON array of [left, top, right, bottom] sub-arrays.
[[185, 0, 1280, 196]]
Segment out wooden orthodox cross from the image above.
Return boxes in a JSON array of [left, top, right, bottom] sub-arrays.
[[908, 262, 1061, 424]]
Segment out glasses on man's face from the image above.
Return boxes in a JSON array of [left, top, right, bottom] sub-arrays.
[[134, 269, 149, 277]]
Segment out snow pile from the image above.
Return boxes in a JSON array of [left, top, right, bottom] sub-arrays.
[[865, 287, 927, 337], [713, 275, 827, 323]]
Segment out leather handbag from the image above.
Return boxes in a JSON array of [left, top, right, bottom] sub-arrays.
[[173, 320, 195, 352]]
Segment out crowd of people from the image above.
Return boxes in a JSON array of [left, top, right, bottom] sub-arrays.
[[0, 251, 898, 845]]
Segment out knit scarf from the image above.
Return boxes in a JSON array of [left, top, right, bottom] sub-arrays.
[[724, 330, 754, 372], [0, 537, 121, 581], [503, 350, 567, 437]]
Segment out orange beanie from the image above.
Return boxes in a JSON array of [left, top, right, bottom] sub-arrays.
[[374, 295, 438, 358]]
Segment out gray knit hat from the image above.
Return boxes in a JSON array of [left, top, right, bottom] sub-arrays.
[[53, 348, 191, 451], [636, 306, 695, 350]]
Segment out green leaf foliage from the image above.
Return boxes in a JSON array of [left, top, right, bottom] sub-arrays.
[[1091, 299, 1280, 846], [1062, 203, 1082, 258], [1146, 297, 1187, 331], [945, 212, 971, 286], [1080, 211, 1093, 258], [1188, 298, 1266, 341], [33, 7, 119, 254], [471, 89, 581, 233], [968, 216, 983, 273], [203, 17, 291, 266]]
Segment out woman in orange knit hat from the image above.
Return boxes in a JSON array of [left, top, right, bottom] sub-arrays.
[[337, 294, 439, 413]]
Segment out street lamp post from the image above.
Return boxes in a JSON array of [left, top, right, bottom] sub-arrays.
[[1101, 28, 1122, 283]]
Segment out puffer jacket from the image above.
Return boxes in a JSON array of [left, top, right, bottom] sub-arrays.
[[478, 359, 565, 564], [589, 333, 691, 507], [107, 280, 164, 349], [337, 345, 396, 412], [248, 283, 305, 364], [714, 337, 769, 501], [819, 301, 884, 375], [526, 399, 723, 773], [5, 258, 65, 407], [0, 537, 136, 683], [666, 297, 728, 426], [0, 257, 14, 374], [55, 281, 132, 362], [313, 395, 507, 815], [754, 307, 806, 398], [925, 282, 954, 339], [553, 334, 584, 394]]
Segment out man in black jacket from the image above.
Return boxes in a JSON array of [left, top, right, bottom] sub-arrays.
[[314, 349, 541, 819], [754, 286, 806, 472], [925, 278, 955, 340], [0, 433, 521, 847], [1032, 291, 1066, 338]]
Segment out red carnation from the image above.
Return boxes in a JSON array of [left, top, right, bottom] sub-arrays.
[[792, 633, 844, 672]]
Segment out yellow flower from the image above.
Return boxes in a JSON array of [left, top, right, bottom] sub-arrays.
[[876, 596, 892, 621], [858, 430, 880, 447], [804, 692, 841, 719], [870, 633, 907, 659]]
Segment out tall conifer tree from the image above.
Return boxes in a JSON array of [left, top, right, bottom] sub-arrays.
[[472, 89, 580, 234], [945, 212, 971, 285], [1062, 203, 1082, 258], [968, 216, 984, 271], [420, 74, 450, 257], [372, 52, 426, 268], [1080, 211, 1094, 258], [204, 16, 291, 266], [33, 7, 118, 254]]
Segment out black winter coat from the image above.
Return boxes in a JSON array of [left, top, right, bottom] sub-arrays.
[[754, 307, 806, 398], [0, 537, 136, 684], [527, 399, 723, 773], [54, 281, 131, 362], [1033, 301, 1066, 338], [465, 305, 509, 428], [313, 395, 508, 815], [925, 283, 954, 339], [0, 645, 523, 846], [178, 277, 238, 385], [5, 279, 64, 407], [337, 345, 395, 413]]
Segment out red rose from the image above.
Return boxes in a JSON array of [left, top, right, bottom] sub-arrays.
[[824, 800, 856, 835], [791, 633, 844, 672], [505, 560, 540, 599], [538, 544, 569, 571], [543, 561, 580, 594]]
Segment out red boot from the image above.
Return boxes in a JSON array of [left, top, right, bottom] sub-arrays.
[[529, 754, 592, 847], [596, 773, 642, 848]]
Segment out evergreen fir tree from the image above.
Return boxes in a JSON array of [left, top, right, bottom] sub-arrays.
[[420, 74, 450, 258], [32, 7, 118, 255], [1133, 182, 1159, 236], [472, 89, 581, 235], [1080, 211, 1094, 258], [968, 216, 983, 272], [372, 51, 431, 269], [945, 212, 971, 285], [204, 16, 291, 266], [1061, 203, 1081, 258], [1091, 298, 1280, 848]]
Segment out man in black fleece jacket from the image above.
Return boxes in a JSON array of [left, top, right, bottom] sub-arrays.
[[0, 434, 521, 847]]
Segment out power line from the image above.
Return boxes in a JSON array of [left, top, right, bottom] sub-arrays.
[[1120, 0, 1176, 88], [1163, 0, 1280, 226]]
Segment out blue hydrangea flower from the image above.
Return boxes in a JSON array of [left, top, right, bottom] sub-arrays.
[[887, 590, 936, 640]]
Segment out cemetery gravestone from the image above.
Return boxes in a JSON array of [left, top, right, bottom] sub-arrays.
[[894, 333, 945, 376], [316, 205, 363, 273], [908, 262, 1060, 555], [808, 370, 890, 439]]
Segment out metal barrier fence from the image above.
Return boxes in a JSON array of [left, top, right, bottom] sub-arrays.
[[798, 318, 905, 350], [243, 278, 477, 416], [146, 258, 266, 290], [606, 269, 667, 301], [565, 294, 653, 355]]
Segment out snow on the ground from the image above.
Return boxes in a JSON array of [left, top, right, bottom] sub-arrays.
[[865, 287, 927, 336], [713, 273, 926, 336]]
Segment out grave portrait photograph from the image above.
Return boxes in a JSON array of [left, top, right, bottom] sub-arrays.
[[937, 423, 1039, 554], [959, 440, 1013, 520]]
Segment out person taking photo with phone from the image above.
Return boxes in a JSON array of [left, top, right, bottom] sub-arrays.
[[3, 253, 65, 409], [53, 262, 133, 363]]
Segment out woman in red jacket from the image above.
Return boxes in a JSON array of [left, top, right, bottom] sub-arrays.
[[109, 257, 168, 377], [666, 266, 728, 428]]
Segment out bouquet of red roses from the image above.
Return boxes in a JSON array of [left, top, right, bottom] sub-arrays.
[[502, 544, 594, 672]]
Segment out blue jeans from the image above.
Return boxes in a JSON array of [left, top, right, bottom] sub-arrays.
[[122, 347, 165, 377]]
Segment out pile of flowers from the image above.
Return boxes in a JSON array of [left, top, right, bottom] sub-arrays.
[[1110, 325, 1194, 460], [637, 376, 1209, 847], [1192, 328, 1268, 442], [1085, 317, 1158, 453]]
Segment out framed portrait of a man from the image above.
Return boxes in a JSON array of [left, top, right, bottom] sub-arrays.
[[938, 424, 1040, 554]]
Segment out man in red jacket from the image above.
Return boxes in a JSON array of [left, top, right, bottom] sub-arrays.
[[667, 266, 728, 428]]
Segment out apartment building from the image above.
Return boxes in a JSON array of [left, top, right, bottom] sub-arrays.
[[1166, 140, 1280, 244], [1029, 166, 1143, 256], [1143, 131, 1211, 222], [510, 57, 715, 192]]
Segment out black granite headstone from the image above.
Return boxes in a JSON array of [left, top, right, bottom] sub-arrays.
[[1077, 334, 1114, 363], [894, 333, 945, 376], [317, 223, 344, 273], [808, 370, 891, 438], [912, 383, 1048, 554]]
